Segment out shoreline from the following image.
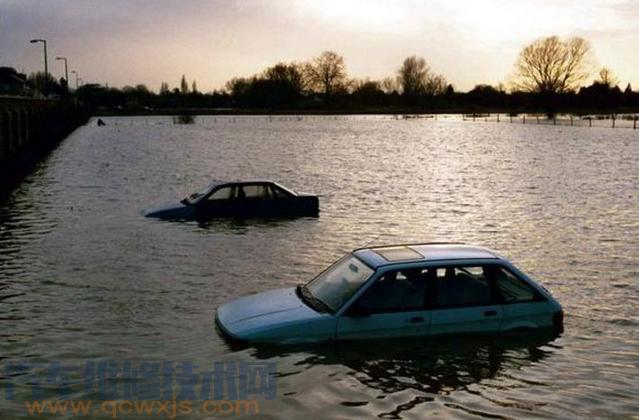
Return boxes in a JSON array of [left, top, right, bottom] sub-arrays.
[[95, 106, 639, 117], [0, 98, 90, 198]]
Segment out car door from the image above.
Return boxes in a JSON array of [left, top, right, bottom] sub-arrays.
[[429, 265, 503, 335], [237, 184, 272, 216], [336, 267, 431, 340], [269, 184, 294, 214], [197, 185, 237, 217]]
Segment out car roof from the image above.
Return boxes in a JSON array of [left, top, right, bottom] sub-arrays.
[[352, 243, 502, 269], [212, 179, 276, 186], [209, 180, 296, 193]]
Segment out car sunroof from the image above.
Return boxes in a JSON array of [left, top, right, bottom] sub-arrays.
[[374, 246, 424, 262]]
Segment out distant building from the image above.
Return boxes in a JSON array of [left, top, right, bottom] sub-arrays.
[[0, 67, 28, 96]]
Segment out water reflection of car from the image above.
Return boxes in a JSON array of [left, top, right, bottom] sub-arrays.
[[215, 243, 564, 344], [143, 180, 319, 220], [248, 330, 560, 418]]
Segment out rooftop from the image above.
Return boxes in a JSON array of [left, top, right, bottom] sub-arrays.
[[353, 243, 501, 268]]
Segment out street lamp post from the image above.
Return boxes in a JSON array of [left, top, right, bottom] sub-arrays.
[[71, 70, 79, 89], [30, 39, 48, 93], [56, 56, 69, 90]]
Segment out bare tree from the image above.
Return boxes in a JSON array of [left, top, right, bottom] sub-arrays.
[[397, 55, 429, 96], [191, 80, 198, 93], [304, 51, 347, 97], [396, 55, 447, 96], [512, 36, 591, 94], [598, 67, 618, 87], [424, 73, 448, 95], [381, 77, 398, 94]]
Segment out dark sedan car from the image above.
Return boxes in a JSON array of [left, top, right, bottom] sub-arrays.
[[143, 181, 319, 220]]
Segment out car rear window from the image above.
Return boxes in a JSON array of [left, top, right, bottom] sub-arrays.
[[494, 267, 539, 303]]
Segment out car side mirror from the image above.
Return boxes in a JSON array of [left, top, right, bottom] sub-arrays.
[[347, 305, 370, 318]]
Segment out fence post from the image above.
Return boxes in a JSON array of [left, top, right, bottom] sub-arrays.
[[510, 115, 513, 123], [570, 115, 573, 126], [612, 114, 615, 129], [634, 116, 637, 130], [497, 114, 500, 123], [523, 115, 526, 124]]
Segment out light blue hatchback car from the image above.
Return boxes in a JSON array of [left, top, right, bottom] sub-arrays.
[[215, 243, 563, 344]]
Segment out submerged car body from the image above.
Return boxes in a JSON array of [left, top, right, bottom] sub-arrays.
[[144, 180, 319, 220], [216, 243, 563, 344]]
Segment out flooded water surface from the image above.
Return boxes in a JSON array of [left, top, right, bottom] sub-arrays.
[[1, 116, 638, 418]]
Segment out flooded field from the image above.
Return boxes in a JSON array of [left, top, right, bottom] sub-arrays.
[[1, 115, 638, 418]]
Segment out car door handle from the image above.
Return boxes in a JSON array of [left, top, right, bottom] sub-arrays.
[[408, 316, 424, 324], [484, 310, 497, 317]]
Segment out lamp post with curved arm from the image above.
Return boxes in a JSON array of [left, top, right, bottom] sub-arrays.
[[30, 38, 48, 94], [71, 70, 79, 90], [56, 56, 69, 89]]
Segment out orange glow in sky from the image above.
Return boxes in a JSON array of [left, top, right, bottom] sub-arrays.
[[2, 0, 637, 92]]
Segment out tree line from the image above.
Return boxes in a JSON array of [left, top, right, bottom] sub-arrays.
[[23, 35, 639, 115]]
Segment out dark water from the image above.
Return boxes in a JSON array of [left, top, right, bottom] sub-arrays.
[[1, 116, 638, 418]]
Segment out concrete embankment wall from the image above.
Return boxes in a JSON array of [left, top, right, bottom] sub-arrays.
[[0, 96, 90, 192]]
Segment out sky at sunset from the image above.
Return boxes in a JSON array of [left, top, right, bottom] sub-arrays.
[[1, 0, 638, 92]]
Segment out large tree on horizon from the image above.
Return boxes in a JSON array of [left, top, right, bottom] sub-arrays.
[[396, 56, 447, 97], [397, 55, 429, 97], [304, 51, 347, 98], [512, 35, 591, 94], [264, 62, 305, 94]]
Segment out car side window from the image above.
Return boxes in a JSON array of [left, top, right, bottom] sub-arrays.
[[493, 266, 539, 303], [433, 266, 492, 308], [355, 268, 428, 313], [270, 185, 290, 199], [261, 186, 275, 199], [207, 186, 234, 201], [242, 185, 270, 199]]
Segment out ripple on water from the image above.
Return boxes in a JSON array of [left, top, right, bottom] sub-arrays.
[[1, 116, 638, 418]]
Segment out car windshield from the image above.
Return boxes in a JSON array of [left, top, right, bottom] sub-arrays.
[[183, 183, 218, 204], [306, 255, 374, 313]]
